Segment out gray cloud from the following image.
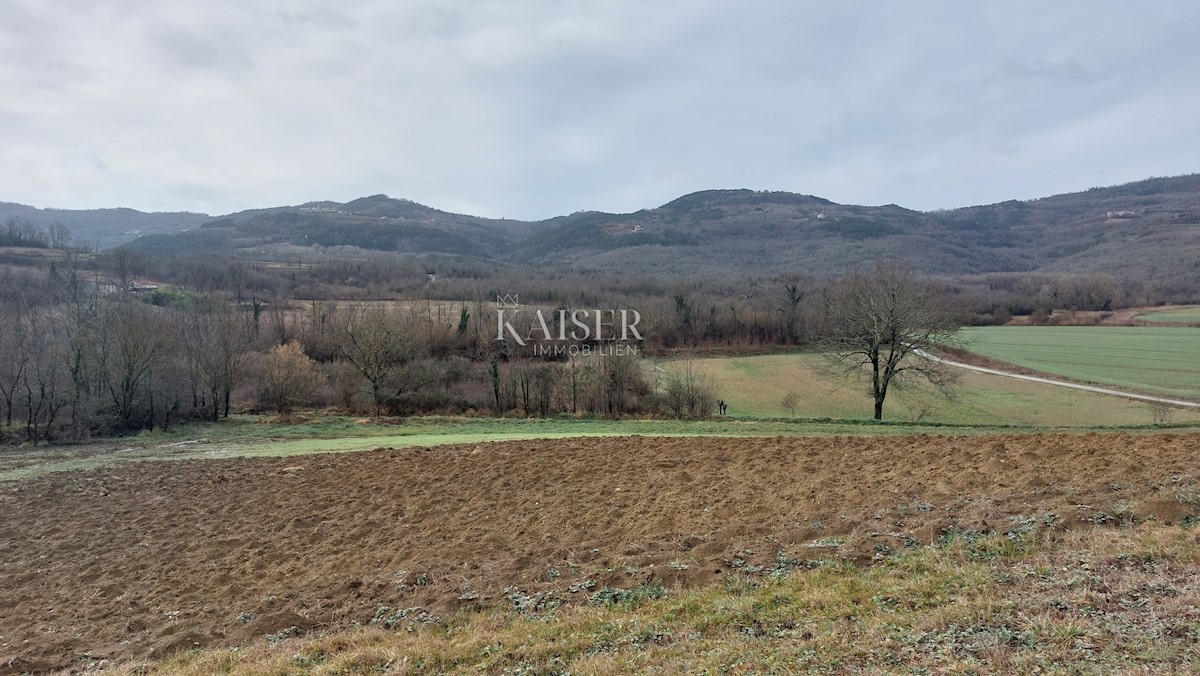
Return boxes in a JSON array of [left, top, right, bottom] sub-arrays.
[[0, 0, 1197, 218]]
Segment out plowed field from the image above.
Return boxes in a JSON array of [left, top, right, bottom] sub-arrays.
[[2, 433, 1198, 673]]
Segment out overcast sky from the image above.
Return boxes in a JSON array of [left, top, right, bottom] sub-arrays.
[[2, 1, 1197, 219]]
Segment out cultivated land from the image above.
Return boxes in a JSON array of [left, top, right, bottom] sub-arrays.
[[4, 347, 1200, 673], [660, 352, 1200, 426], [959, 326, 1200, 401], [3, 432, 1200, 673], [1135, 306, 1200, 323]]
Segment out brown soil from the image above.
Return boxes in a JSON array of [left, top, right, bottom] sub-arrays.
[[1004, 305, 1200, 327], [2, 433, 1199, 673]]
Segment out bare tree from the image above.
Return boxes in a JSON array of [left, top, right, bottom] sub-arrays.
[[0, 303, 29, 428], [662, 358, 716, 419], [337, 306, 411, 416], [105, 248, 146, 292], [181, 302, 252, 421], [778, 282, 805, 344], [103, 302, 173, 424], [48, 222, 72, 250], [49, 257, 106, 440], [20, 315, 66, 441], [820, 264, 962, 420], [326, 360, 366, 412], [1149, 401, 1174, 426], [781, 391, 799, 417], [599, 352, 647, 417]]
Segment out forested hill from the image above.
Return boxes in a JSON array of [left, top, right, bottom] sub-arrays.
[[12, 174, 1200, 282], [0, 202, 210, 249]]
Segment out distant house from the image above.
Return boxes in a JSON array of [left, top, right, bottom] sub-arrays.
[[631, 225, 644, 233], [131, 279, 159, 292]]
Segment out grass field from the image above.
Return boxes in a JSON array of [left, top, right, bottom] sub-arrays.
[[960, 326, 1200, 400], [1135, 306, 1200, 323], [659, 352, 1200, 425]]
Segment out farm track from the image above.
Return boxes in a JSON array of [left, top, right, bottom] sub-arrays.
[[2, 432, 1199, 672], [918, 349, 1200, 409]]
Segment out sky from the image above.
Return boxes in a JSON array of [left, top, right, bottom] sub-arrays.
[[1, 0, 1198, 220]]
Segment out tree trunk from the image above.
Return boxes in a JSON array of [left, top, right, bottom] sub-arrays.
[[490, 359, 501, 412]]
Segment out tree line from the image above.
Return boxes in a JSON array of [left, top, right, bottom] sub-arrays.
[[1, 236, 1189, 442], [0, 217, 74, 250]]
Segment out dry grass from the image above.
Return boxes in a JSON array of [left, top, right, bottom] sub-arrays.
[[102, 524, 1200, 674]]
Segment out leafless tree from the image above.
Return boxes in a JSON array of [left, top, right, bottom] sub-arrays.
[[48, 222, 72, 250], [105, 248, 146, 292], [181, 302, 252, 420], [778, 282, 805, 344], [1149, 401, 1174, 426], [662, 358, 716, 419], [599, 352, 647, 417], [20, 315, 66, 441], [103, 301, 173, 424], [48, 258, 106, 439], [337, 306, 411, 416], [0, 303, 29, 427], [819, 263, 962, 420], [781, 391, 799, 417]]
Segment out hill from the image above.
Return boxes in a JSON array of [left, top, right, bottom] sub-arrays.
[[515, 176, 1200, 280], [10, 174, 1200, 281], [0, 202, 210, 249], [124, 194, 545, 259]]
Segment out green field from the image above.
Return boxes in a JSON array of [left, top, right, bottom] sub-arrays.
[[960, 326, 1200, 400], [660, 352, 1200, 425], [1135, 307, 1200, 323]]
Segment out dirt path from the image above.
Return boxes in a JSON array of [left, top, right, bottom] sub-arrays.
[[2, 433, 1199, 672], [916, 348, 1200, 409]]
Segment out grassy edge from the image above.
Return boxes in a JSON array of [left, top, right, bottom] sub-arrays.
[[6, 414, 1200, 482], [105, 523, 1200, 674]]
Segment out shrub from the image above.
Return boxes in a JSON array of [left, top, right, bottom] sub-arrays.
[[257, 342, 323, 413]]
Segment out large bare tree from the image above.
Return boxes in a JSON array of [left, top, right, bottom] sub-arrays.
[[180, 302, 252, 421], [336, 306, 411, 416], [103, 301, 173, 424], [0, 302, 29, 428], [820, 264, 962, 420]]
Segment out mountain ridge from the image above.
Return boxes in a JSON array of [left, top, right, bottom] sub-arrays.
[[5, 174, 1199, 282]]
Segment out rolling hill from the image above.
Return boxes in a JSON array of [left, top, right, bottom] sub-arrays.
[[8, 174, 1200, 281], [0, 202, 210, 249]]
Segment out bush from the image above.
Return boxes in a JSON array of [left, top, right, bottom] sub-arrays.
[[257, 342, 323, 413]]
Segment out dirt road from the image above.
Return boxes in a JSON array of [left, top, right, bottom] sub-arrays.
[[916, 348, 1200, 409]]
